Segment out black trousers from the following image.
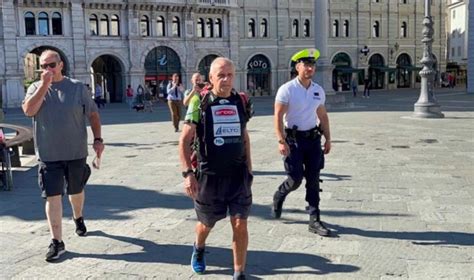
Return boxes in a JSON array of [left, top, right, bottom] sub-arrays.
[[276, 135, 323, 216]]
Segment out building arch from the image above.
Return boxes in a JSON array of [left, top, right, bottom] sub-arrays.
[[140, 44, 185, 74], [90, 54, 126, 103], [88, 51, 129, 72], [246, 53, 272, 96], [21, 43, 73, 77], [396, 53, 412, 88], [368, 53, 386, 89], [143, 46, 183, 99], [197, 54, 220, 82], [331, 52, 353, 91]]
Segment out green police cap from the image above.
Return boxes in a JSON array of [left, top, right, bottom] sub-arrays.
[[291, 48, 321, 63]]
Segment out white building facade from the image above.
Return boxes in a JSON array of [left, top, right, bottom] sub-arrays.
[[446, 0, 469, 85], [0, 0, 446, 107], [467, 0, 474, 94]]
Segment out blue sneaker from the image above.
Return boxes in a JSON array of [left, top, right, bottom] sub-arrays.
[[191, 244, 206, 274]]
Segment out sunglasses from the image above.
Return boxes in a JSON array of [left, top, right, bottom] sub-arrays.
[[40, 62, 59, 69]]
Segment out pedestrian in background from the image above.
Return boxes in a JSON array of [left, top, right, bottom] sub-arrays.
[[167, 73, 184, 132], [22, 49, 104, 261], [351, 76, 358, 97], [126, 84, 134, 109], [94, 83, 104, 108], [363, 77, 371, 98], [183, 73, 205, 107]]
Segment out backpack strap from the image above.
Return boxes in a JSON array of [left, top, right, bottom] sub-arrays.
[[236, 91, 254, 121], [196, 91, 212, 158]]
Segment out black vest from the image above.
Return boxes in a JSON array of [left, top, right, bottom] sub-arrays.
[[196, 93, 247, 175]]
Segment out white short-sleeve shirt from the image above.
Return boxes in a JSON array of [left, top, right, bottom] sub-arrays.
[[275, 78, 326, 131]]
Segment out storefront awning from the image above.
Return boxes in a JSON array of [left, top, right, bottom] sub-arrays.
[[370, 66, 397, 72], [335, 67, 364, 73], [398, 65, 423, 71]]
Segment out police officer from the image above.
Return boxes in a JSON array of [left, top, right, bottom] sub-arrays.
[[272, 48, 332, 236]]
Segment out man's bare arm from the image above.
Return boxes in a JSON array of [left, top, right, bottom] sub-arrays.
[[244, 128, 252, 173], [274, 102, 290, 156], [23, 71, 53, 117], [274, 102, 288, 142], [316, 105, 331, 154], [89, 111, 105, 158], [179, 122, 197, 170]]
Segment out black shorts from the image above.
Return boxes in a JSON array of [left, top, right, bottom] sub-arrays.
[[194, 169, 253, 228], [38, 158, 91, 198]]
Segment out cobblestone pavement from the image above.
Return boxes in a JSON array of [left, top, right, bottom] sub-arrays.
[[1, 88, 473, 279]]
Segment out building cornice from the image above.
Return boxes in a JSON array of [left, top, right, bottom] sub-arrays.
[[17, 0, 70, 8]]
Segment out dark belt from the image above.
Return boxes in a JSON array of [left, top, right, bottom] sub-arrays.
[[285, 126, 321, 139]]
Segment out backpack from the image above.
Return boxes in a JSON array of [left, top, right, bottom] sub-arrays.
[[190, 89, 254, 169], [198, 88, 253, 122]]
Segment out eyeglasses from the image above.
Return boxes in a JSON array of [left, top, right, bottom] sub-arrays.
[[302, 62, 316, 68], [40, 62, 59, 69]]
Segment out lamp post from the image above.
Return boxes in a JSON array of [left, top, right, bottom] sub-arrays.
[[413, 0, 444, 118], [360, 45, 370, 57]]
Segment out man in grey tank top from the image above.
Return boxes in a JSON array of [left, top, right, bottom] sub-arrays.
[[22, 49, 105, 262]]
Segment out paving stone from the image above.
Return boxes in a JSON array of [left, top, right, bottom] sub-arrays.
[[1, 89, 472, 279]]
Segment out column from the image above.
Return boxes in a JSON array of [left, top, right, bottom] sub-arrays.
[[0, 0, 5, 112], [71, 3, 89, 83], [468, 0, 474, 94], [228, 9, 242, 89], [127, 7, 143, 90], [314, 0, 335, 95], [2, 1, 23, 107]]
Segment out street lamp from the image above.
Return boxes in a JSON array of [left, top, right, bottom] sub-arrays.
[[413, 0, 444, 118], [360, 45, 370, 56]]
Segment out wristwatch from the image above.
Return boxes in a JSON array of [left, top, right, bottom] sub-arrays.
[[278, 139, 285, 144], [182, 169, 194, 178], [94, 137, 103, 143]]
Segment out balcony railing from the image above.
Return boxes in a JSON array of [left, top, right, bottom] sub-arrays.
[[196, 0, 237, 7]]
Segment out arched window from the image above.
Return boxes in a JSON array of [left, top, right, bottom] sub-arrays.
[[343, 20, 349, 37], [140, 15, 150, 36], [303, 19, 310, 37], [215, 18, 222, 38], [400, 21, 407, 38], [172, 16, 180, 37], [197, 18, 205, 38], [373, 20, 380, 38], [157, 16, 165, 36], [206, 18, 214, 38], [332, 20, 339, 37], [52, 12, 62, 35], [38, 12, 49, 35], [89, 14, 98, 35], [292, 19, 299, 37], [198, 55, 218, 82], [260, 18, 268, 37], [25, 12, 36, 35], [248, 18, 255, 38], [100, 14, 109, 35], [111, 15, 120, 36]]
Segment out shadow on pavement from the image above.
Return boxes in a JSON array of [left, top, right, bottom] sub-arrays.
[[328, 223, 474, 246], [252, 170, 352, 182], [1, 168, 397, 223], [61, 230, 359, 277], [283, 220, 473, 246]]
